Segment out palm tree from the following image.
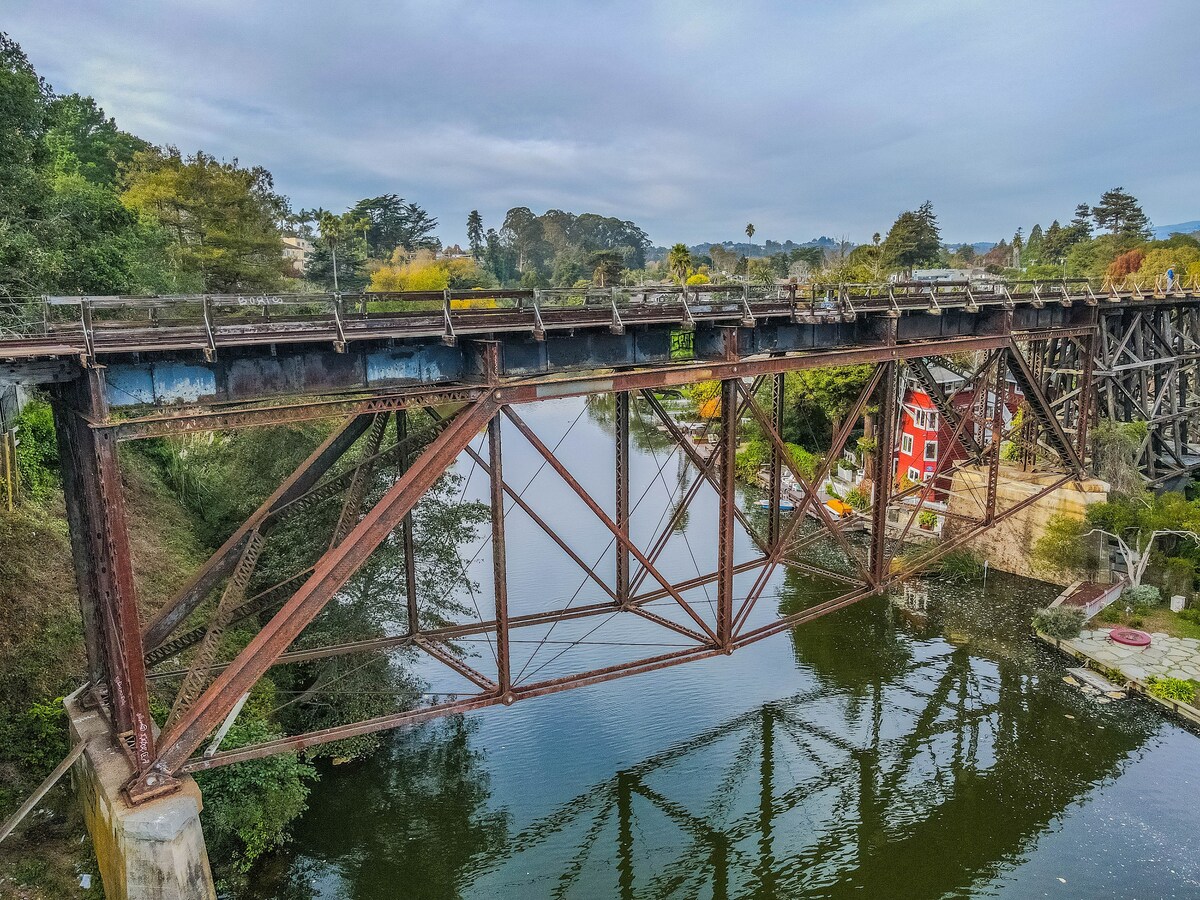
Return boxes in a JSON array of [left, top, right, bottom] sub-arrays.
[[667, 243, 692, 284], [316, 210, 368, 291], [745, 223, 755, 248]]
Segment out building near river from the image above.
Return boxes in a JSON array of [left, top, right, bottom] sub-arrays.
[[282, 235, 314, 277], [896, 364, 1021, 504]]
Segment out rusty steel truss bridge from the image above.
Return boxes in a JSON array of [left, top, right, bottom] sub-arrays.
[[1, 276, 1198, 804]]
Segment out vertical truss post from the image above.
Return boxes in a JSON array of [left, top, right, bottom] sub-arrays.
[[717, 378, 738, 650], [869, 361, 898, 586], [52, 396, 105, 691], [1076, 330, 1096, 464], [397, 409, 420, 635], [615, 391, 631, 604], [488, 414, 512, 699], [767, 372, 785, 549], [53, 370, 156, 772], [985, 352, 1005, 525]]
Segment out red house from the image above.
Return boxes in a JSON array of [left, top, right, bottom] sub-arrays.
[[895, 365, 1020, 502]]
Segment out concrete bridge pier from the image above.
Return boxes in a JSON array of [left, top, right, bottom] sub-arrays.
[[66, 695, 215, 900]]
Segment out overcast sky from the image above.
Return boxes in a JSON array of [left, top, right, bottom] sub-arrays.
[[6, 1, 1198, 247]]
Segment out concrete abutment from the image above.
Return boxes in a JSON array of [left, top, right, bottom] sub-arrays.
[[66, 695, 215, 900]]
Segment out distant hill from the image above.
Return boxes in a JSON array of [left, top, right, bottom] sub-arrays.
[[1152, 221, 1200, 240]]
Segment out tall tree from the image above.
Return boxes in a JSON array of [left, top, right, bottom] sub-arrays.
[[466, 210, 484, 260], [303, 208, 369, 291], [1070, 203, 1092, 239], [883, 202, 941, 275], [745, 223, 755, 247], [43, 93, 147, 187], [123, 148, 289, 292], [1092, 188, 1151, 240], [350, 194, 438, 257], [589, 250, 625, 287]]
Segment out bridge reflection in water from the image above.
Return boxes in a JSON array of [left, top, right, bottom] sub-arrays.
[[253, 582, 1163, 900]]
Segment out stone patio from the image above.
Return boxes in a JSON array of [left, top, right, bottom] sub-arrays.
[[1066, 629, 1200, 684]]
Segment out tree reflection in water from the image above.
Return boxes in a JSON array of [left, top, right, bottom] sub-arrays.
[[249, 550, 1162, 899], [462, 594, 1153, 899], [248, 716, 508, 900]]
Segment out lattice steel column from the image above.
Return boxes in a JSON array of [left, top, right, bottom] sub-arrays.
[[53, 370, 156, 773], [489, 414, 512, 698], [615, 391, 631, 604], [767, 372, 785, 549], [717, 379, 739, 650], [397, 409, 420, 635], [869, 362, 898, 586]]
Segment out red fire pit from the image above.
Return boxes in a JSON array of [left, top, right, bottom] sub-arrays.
[[1109, 628, 1153, 647]]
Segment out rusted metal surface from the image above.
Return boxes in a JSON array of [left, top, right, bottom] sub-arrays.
[[141, 413, 376, 652], [767, 372, 785, 549], [488, 415, 512, 699], [397, 409, 420, 636], [615, 391, 630, 603], [716, 379, 738, 650], [35, 281, 1143, 801], [52, 371, 156, 776], [870, 361, 899, 585], [126, 397, 500, 800]]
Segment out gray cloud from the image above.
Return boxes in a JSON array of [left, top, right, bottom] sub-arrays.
[[6, 0, 1199, 246]]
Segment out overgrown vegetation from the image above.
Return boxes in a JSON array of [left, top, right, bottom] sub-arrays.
[[1032, 606, 1086, 639], [1146, 676, 1197, 705]]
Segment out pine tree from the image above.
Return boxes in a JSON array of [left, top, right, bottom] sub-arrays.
[[466, 210, 484, 261], [883, 202, 942, 275], [1092, 188, 1151, 240]]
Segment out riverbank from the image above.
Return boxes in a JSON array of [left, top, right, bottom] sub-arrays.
[[1039, 629, 1200, 728]]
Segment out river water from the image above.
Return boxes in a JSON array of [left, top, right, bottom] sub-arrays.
[[249, 397, 1200, 899]]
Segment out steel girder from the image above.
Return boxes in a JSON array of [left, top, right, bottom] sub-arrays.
[[50, 325, 1095, 803]]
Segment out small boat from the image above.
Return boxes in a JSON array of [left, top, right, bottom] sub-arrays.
[[757, 498, 796, 511]]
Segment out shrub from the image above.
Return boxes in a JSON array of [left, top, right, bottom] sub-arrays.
[[786, 443, 820, 483], [196, 716, 316, 881], [1032, 606, 1086, 639], [1147, 677, 1197, 705], [918, 509, 938, 529], [940, 549, 984, 583], [11, 698, 68, 769], [735, 439, 768, 482], [1122, 584, 1162, 607], [844, 486, 869, 511], [13, 400, 59, 503]]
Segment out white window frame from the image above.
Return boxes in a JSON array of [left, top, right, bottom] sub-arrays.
[[907, 466, 921, 482], [901, 433, 914, 455], [924, 440, 938, 461]]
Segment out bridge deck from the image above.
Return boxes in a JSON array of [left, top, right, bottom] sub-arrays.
[[2, 281, 1196, 364]]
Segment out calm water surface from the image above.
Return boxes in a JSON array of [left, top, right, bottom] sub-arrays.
[[249, 398, 1200, 899]]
